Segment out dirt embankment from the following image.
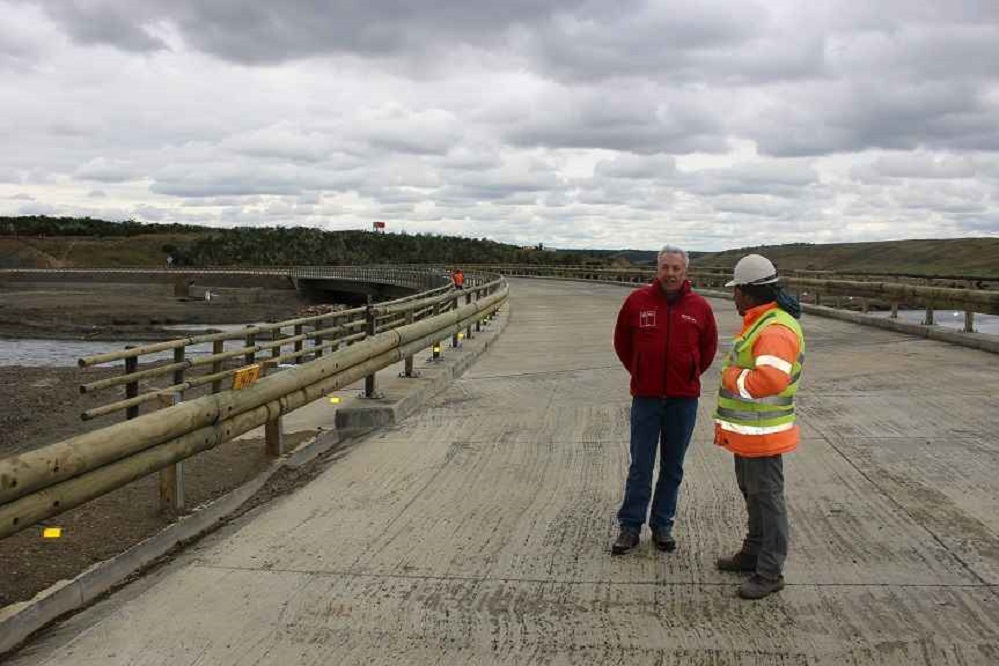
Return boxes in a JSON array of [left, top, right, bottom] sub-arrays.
[[0, 280, 308, 340], [0, 280, 316, 608]]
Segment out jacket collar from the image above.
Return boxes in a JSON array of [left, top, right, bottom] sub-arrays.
[[652, 278, 692, 301], [740, 301, 778, 333]]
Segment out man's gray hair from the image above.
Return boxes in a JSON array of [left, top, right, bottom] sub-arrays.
[[658, 244, 689, 268]]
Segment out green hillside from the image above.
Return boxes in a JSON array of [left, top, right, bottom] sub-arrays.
[[0, 216, 602, 268], [1, 216, 996, 277], [698, 239, 999, 278]]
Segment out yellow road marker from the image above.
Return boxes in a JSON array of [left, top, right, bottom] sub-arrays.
[[42, 527, 62, 539], [329, 396, 342, 404]]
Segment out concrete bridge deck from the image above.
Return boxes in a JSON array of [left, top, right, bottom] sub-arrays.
[[9, 278, 999, 665]]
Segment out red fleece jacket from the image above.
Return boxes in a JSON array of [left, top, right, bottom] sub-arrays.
[[614, 279, 718, 398]]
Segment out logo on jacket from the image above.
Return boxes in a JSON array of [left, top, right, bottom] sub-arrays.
[[681, 314, 699, 325], [640, 310, 657, 328]]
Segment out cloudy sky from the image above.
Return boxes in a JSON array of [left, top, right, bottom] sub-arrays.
[[1, 1, 998, 251]]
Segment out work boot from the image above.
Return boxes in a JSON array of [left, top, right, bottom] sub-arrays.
[[650, 527, 676, 552], [716, 551, 758, 572], [738, 574, 785, 600], [610, 528, 640, 555]]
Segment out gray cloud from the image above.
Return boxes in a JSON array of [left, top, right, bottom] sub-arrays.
[[504, 86, 727, 154], [33, 0, 602, 63], [2, 0, 996, 249]]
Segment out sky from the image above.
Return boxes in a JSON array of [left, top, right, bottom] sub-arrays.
[[1, 1, 998, 251]]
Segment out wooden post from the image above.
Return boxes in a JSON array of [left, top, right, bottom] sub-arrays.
[[432, 302, 442, 361], [245, 328, 256, 365], [964, 310, 975, 333], [294, 324, 303, 364], [364, 297, 377, 397], [924, 304, 935, 326], [313, 321, 323, 360], [263, 363, 284, 457], [403, 309, 416, 377], [211, 340, 225, 393], [475, 288, 483, 332], [890, 302, 899, 319], [271, 327, 281, 366], [160, 346, 185, 513], [124, 349, 139, 420], [465, 292, 474, 340], [451, 293, 460, 348]]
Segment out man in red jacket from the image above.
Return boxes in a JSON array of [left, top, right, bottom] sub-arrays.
[[611, 245, 718, 554]]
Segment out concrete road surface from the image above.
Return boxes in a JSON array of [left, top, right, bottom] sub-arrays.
[[9, 278, 999, 665]]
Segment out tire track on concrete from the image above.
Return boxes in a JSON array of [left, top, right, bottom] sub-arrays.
[[809, 420, 998, 596], [189, 564, 999, 590]]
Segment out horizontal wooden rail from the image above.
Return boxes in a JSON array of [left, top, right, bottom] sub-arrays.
[[0, 282, 507, 538], [72, 268, 499, 424]]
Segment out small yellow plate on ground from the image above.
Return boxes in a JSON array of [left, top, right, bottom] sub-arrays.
[[42, 527, 62, 539], [329, 396, 341, 404], [232, 364, 261, 390]]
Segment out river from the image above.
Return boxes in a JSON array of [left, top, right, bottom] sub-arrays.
[[0, 311, 996, 367], [0, 325, 263, 367]]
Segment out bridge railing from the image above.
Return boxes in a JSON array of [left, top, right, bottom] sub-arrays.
[[75, 267, 453, 421], [0, 270, 507, 539], [468, 264, 999, 329]]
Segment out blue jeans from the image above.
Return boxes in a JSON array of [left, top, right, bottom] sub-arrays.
[[617, 397, 699, 533]]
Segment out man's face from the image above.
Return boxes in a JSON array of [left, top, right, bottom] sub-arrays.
[[657, 253, 687, 293], [733, 287, 750, 316]]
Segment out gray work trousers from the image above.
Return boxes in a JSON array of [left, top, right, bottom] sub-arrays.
[[735, 454, 788, 579]]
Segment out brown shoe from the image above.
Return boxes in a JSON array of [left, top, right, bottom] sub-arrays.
[[738, 574, 785, 599], [716, 551, 758, 572], [611, 528, 640, 555]]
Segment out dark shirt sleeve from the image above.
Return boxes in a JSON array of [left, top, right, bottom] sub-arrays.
[[613, 298, 632, 371], [699, 300, 718, 374]]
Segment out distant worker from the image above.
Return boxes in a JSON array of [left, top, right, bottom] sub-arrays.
[[713, 254, 805, 600], [452, 268, 465, 289], [611, 245, 718, 555]]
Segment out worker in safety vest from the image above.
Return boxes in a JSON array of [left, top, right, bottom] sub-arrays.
[[452, 268, 465, 289], [714, 254, 804, 600]]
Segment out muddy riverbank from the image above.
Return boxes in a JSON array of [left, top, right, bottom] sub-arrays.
[[0, 281, 317, 607]]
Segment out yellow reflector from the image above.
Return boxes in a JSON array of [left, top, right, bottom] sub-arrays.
[[457, 333, 464, 340], [232, 364, 261, 390], [433, 345, 441, 352], [329, 396, 341, 404], [43, 527, 62, 539]]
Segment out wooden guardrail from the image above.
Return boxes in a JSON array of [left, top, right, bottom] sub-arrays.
[[465, 264, 999, 330], [0, 271, 507, 538]]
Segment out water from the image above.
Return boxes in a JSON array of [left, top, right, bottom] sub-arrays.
[[0, 324, 262, 367], [1, 312, 996, 367], [868, 309, 999, 335]]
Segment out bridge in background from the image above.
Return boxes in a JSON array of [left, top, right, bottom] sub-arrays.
[[5, 276, 998, 664]]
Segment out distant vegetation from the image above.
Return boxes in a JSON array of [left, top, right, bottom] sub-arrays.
[[1, 216, 996, 277], [696, 239, 999, 279], [0, 216, 611, 268]]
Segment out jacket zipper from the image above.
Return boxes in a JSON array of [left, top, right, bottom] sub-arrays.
[[664, 299, 672, 398]]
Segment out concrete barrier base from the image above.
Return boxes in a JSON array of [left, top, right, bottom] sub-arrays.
[[335, 306, 511, 437]]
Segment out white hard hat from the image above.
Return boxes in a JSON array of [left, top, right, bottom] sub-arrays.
[[725, 254, 779, 287]]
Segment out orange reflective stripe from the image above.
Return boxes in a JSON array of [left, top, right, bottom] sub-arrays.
[[741, 324, 800, 399]]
